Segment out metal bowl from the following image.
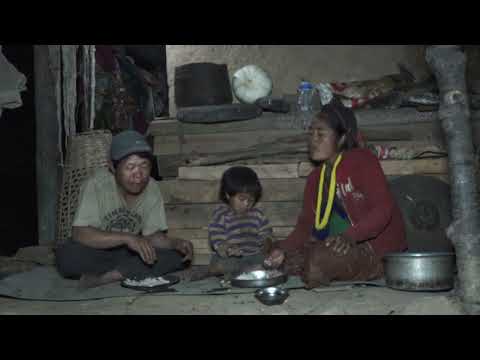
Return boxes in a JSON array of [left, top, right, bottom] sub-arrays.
[[231, 270, 288, 289], [255, 287, 290, 306], [383, 252, 456, 292]]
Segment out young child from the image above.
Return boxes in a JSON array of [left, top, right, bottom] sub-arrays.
[[208, 166, 274, 278]]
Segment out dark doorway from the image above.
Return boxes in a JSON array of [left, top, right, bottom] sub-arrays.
[[0, 45, 37, 256], [124, 45, 169, 117]]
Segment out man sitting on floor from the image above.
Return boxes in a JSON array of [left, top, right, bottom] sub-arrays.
[[56, 130, 193, 288]]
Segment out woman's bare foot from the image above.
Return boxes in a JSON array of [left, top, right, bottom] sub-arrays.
[[79, 270, 124, 289]]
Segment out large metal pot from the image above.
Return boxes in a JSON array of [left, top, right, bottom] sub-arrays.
[[174, 63, 233, 108], [383, 252, 456, 292]]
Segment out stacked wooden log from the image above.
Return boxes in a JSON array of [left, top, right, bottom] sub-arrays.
[[149, 108, 454, 265]]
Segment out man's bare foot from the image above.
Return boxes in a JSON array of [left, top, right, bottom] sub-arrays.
[[79, 270, 124, 289]]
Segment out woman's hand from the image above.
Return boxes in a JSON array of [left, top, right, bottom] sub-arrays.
[[324, 234, 356, 256], [264, 249, 285, 269]]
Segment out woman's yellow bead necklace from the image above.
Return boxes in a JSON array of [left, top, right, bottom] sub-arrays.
[[315, 153, 343, 230]]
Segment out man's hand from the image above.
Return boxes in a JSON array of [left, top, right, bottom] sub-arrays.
[[264, 248, 285, 269], [126, 236, 157, 265], [173, 239, 194, 263], [324, 234, 356, 256]]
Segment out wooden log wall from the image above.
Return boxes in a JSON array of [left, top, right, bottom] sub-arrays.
[[163, 162, 449, 265], [150, 108, 455, 265], [149, 108, 469, 178], [161, 178, 303, 265]]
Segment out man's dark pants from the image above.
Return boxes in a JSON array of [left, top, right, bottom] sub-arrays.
[[56, 241, 185, 280]]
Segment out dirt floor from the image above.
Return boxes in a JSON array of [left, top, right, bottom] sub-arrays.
[[0, 247, 468, 315], [0, 286, 466, 315]]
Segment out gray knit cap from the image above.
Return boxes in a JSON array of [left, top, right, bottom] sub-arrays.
[[110, 130, 152, 161]]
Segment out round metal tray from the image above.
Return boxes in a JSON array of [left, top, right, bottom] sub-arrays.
[[230, 272, 288, 289]]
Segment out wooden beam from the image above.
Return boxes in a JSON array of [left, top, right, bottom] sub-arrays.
[[148, 114, 302, 137], [168, 227, 294, 248], [165, 202, 301, 229], [156, 138, 440, 178], [184, 139, 439, 167], [161, 178, 306, 204], [154, 130, 301, 155], [178, 164, 300, 181], [34, 45, 61, 246], [426, 45, 480, 309], [162, 174, 449, 205], [178, 158, 449, 181], [152, 122, 432, 157], [149, 108, 445, 137], [379, 158, 449, 176], [298, 158, 449, 178], [61, 45, 78, 136], [192, 253, 211, 266]]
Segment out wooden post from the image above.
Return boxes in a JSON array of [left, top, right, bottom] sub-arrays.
[[79, 45, 96, 132], [61, 45, 78, 137], [426, 45, 480, 311], [34, 45, 61, 246]]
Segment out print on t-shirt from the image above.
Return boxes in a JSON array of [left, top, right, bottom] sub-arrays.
[[103, 208, 142, 235]]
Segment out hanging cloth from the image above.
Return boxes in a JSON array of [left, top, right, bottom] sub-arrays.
[[0, 45, 27, 118]]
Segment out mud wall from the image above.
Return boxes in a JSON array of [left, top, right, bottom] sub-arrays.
[[166, 45, 430, 115]]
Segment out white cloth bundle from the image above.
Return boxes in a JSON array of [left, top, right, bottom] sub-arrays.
[[232, 65, 272, 104]]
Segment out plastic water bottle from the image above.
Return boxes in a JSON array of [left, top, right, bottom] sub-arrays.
[[296, 81, 315, 129], [298, 81, 314, 111]]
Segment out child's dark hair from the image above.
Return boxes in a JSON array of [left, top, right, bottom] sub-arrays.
[[316, 98, 360, 151], [112, 152, 155, 170], [219, 166, 263, 205]]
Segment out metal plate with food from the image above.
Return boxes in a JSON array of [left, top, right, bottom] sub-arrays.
[[121, 275, 180, 293], [231, 270, 288, 289]]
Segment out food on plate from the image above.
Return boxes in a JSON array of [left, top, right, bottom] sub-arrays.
[[124, 276, 170, 288], [235, 270, 284, 281]]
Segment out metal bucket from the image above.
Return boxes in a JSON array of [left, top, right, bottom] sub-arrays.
[[383, 252, 456, 292]]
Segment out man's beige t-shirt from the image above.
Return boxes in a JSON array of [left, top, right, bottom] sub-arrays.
[[73, 168, 168, 236]]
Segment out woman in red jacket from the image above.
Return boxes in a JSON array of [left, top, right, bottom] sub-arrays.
[[265, 101, 408, 288]]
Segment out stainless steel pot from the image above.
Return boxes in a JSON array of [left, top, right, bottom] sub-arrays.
[[383, 252, 456, 292]]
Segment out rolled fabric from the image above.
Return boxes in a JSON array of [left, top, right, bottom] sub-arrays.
[[0, 46, 27, 115]]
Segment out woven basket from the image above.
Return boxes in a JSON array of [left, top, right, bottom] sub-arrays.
[[56, 130, 112, 245]]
